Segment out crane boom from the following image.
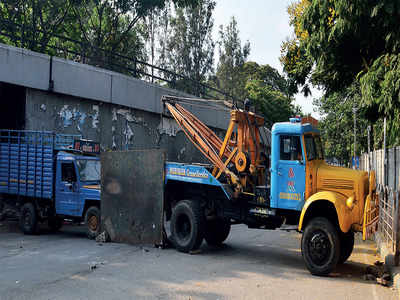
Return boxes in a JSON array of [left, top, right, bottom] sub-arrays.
[[163, 96, 266, 196]]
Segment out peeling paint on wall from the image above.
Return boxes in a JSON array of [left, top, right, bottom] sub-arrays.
[[111, 125, 117, 150], [111, 109, 117, 149], [114, 108, 155, 149], [112, 135, 117, 150], [73, 109, 86, 132], [124, 123, 134, 149], [59, 105, 73, 127], [117, 109, 135, 122], [178, 147, 186, 160], [157, 117, 181, 137], [90, 105, 99, 128], [26, 89, 223, 163]]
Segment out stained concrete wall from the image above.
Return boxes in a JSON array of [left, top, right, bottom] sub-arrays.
[[0, 42, 231, 163], [0, 43, 230, 131], [25, 88, 222, 163]]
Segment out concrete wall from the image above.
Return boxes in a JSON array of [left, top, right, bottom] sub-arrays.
[[0, 42, 232, 163], [0, 43, 229, 131], [25, 88, 221, 163]]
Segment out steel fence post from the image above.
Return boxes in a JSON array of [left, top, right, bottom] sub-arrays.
[[396, 182, 400, 266]]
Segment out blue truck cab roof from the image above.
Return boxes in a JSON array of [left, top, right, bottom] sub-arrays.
[[271, 121, 319, 136]]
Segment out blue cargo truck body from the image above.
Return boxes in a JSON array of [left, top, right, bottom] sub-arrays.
[[0, 130, 101, 238]]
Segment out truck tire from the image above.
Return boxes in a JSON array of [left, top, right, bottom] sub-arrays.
[[204, 218, 231, 246], [171, 200, 205, 253], [301, 217, 340, 276], [85, 206, 101, 239], [48, 217, 63, 232], [19, 203, 38, 235], [338, 231, 354, 264]]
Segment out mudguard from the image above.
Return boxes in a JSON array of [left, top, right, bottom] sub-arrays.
[[298, 191, 353, 233]]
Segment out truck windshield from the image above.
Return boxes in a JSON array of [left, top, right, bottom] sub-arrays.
[[76, 159, 100, 182], [304, 135, 324, 161]]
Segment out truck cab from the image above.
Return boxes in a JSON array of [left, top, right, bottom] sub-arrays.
[[268, 117, 374, 275], [55, 151, 101, 237], [270, 117, 314, 211], [271, 117, 371, 233]]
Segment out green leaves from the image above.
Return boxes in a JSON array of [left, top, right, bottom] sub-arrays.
[[281, 0, 400, 161], [159, 0, 216, 95], [360, 53, 400, 146], [213, 16, 251, 101], [0, 0, 200, 74], [246, 79, 295, 127]]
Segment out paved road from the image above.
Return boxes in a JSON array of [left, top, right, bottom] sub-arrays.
[[0, 222, 396, 300]]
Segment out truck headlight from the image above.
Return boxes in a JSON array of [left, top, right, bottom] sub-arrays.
[[346, 196, 355, 209]]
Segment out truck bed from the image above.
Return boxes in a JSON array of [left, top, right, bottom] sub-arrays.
[[0, 130, 81, 200], [0, 142, 54, 199]]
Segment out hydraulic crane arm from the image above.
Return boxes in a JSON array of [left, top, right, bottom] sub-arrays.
[[163, 95, 266, 195], [164, 100, 242, 192]]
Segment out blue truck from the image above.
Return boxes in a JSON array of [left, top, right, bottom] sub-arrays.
[[0, 130, 101, 238]]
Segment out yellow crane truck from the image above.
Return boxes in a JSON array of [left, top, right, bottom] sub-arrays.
[[161, 97, 379, 275]]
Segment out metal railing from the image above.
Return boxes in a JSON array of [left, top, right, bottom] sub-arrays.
[[0, 18, 235, 102], [361, 148, 400, 263], [377, 184, 398, 253]]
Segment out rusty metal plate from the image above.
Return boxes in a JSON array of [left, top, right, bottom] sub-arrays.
[[101, 150, 165, 245]]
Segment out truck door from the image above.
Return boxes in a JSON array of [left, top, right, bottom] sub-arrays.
[[275, 135, 306, 211], [55, 161, 80, 216]]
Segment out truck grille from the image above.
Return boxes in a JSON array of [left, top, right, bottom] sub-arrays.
[[322, 179, 354, 190]]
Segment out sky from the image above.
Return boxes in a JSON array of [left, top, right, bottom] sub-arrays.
[[212, 0, 321, 118]]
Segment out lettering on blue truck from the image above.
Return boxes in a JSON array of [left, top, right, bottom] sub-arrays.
[[165, 163, 229, 198]]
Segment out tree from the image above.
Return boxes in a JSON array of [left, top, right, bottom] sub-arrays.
[[160, 0, 215, 95], [243, 62, 300, 127], [71, 0, 149, 72], [215, 16, 250, 101], [0, 0, 199, 77], [281, 0, 400, 161], [279, 0, 311, 96], [0, 0, 74, 53], [313, 82, 369, 164], [246, 80, 297, 127], [242, 62, 297, 99]]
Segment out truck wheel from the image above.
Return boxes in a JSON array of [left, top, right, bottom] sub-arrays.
[[338, 231, 354, 264], [171, 200, 205, 253], [19, 203, 38, 235], [85, 206, 101, 239], [301, 217, 340, 276], [48, 217, 63, 232], [204, 218, 231, 246]]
